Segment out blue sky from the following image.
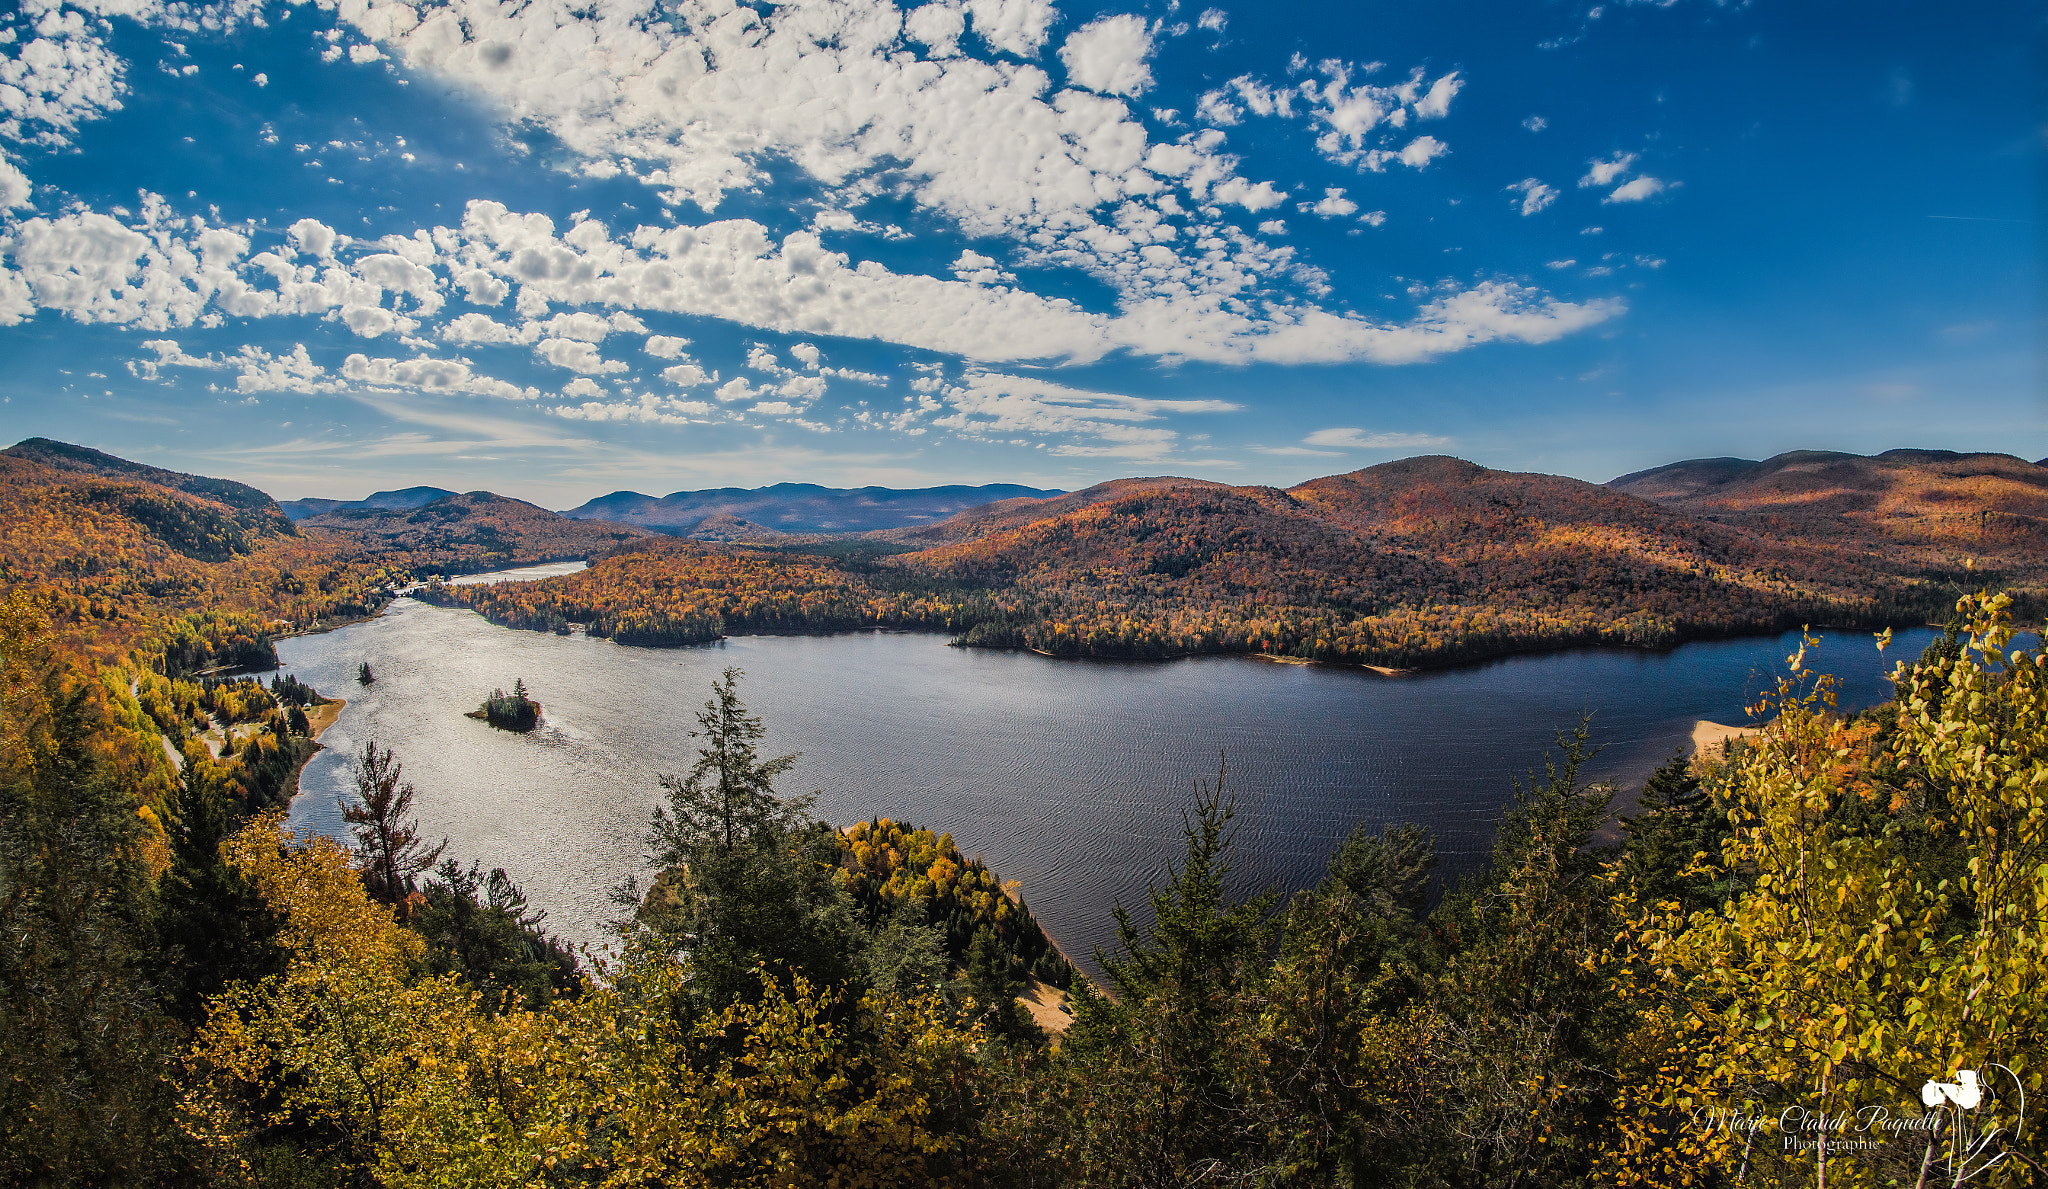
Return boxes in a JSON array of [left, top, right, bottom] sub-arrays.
[[0, 0, 2037, 505]]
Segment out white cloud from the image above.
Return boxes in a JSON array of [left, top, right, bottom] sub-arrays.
[[789, 342, 821, 368], [1604, 176, 1671, 203], [930, 368, 1235, 459], [536, 337, 627, 374], [1411, 71, 1462, 119], [1545, 258, 1576, 269], [561, 377, 605, 398], [0, 8, 132, 149], [1202, 63, 1466, 171], [0, 158, 31, 209], [232, 344, 335, 394], [524, 311, 614, 343], [661, 363, 711, 386], [1196, 9, 1226, 32], [751, 400, 795, 415], [1302, 427, 1450, 449], [1393, 135, 1448, 170], [1301, 187, 1359, 218], [0, 182, 1623, 389], [1059, 15, 1155, 98], [1522, 114, 1547, 132], [443, 312, 518, 343], [1506, 178, 1558, 216], [715, 377, 756, 403], [1257, 219, 1287, 236], [1359, 210, 1386, 227], [554, 392, 712, 424], [644, 334, 691, 359], [342, 352, 538, 399], [905, 3, 966, 57], [348, 44, 386, 64], [1579, 152, 1636, 188], [967, 0, 1057, 57]]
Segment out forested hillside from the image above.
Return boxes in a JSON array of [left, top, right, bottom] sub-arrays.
[[427, 454, 2019, 669], [299, 491, 650, 575], [1610, 448, 2048, 581], [0, 441, 651, 671]]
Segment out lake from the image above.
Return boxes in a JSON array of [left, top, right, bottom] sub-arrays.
[[280, 565, 1950, 976]]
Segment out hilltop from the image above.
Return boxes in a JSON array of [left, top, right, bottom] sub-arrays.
[[0, 440, 654, 666], [3, 437, 297, 539], [277, 486, 459, 521], [563, 482, 1066, 535], [1609, 449, 2048, 580], [300, 491, 650, 573], [430, 450, 2037, 669]]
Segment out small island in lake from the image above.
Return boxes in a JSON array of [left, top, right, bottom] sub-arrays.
[[468, 677, 541, 731]]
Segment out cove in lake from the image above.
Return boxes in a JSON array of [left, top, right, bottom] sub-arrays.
[[281, 565, 1951, 979]]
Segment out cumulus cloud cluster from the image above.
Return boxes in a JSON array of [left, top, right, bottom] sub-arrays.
[[1578, 152, 1674, 204], [0, 0, 1641, 458], [1195, 60, 1462, 174], [2, 194, 1624, 380]]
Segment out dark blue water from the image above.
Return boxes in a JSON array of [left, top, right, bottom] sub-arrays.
[[279, 568, 1954, 975]]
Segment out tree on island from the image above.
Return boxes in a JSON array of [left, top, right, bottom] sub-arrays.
[[341, 740, 446, 915], [356, 660, 373, 685], [473, 678, 539, 731]]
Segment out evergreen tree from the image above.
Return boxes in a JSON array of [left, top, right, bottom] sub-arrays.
[[156, 770, 285, 1025], [636, 668, 856, 1011], [965, 925, 1041, 1046], [859, 894, 950, 996], [0, 594, 181, 1181], [1407, 721, 1625, 1188], [1055, 759, 1280, 1186], [412, 859, 580, 1014], [340, 740, 446, 912], [1616, 750, 1728, 913], [650, 666, 802, 860]]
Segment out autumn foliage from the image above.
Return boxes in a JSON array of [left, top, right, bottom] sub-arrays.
[[424, 456, 2025, 670]]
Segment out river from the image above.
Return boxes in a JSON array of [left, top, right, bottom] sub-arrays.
[[280, 564, 1951, 976]]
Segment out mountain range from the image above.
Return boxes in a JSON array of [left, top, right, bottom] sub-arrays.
[[8, 436, 2041, 670], [277, 487, 460, 521], [560, 483, 1066, 535]]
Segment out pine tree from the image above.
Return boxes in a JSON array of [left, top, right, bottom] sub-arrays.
[[1617, 750, 1727, 913], [340, 740, 446, 911], [636, 668, 854, 1011]]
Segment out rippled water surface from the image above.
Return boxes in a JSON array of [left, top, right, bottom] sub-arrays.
[[281, 567, 1942, 975]]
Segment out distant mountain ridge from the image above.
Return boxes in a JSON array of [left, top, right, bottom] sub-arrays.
[[278, 486, 459, 521], [299, 491, 650, 570], [562, 482, 1066, 536]]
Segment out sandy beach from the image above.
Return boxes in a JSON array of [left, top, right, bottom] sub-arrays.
[[1692, 718, 1761, 759]]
